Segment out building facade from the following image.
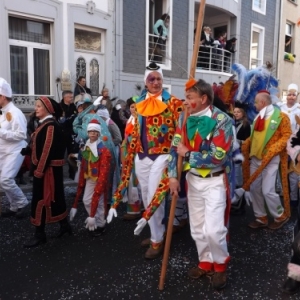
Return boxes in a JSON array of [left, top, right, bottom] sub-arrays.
[[115, 0, 241, 100], [0, 0, 115, 112], [277, 0, 300, 99]]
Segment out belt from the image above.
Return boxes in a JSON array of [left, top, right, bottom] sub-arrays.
[[190, 170, 224, 178]]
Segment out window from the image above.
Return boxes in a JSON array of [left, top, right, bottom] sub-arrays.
[[252, 0, 266, 15], [146, 0, 173, 70], [9, 16, 51, 95], [250, 23, 265, 69], [285, 22, 294, 53]]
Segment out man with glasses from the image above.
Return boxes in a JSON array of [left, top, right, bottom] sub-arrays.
[[107, 62, 183, 259], [0, 78, 28, 218]]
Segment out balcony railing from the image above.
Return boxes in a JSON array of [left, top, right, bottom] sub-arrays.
[[196, 46, 233, 73], [12, 95, 54, 112], [148, 33, 169, 65]]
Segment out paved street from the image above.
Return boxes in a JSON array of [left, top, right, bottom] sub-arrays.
[[0, 183, 299, 300]]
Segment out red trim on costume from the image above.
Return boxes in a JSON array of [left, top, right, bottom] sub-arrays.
[[35, 125, 54, 176], [214, 257, 230, 272], [43, 167, 55, 207], [254, 116, 265, 131], [198, 261, 213, 271]]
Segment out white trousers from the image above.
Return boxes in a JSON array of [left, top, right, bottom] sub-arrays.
[[186, 172, 229, 264], [135, 155, 168, 244], [250, 156, 284, 219], [82, 178, 106, 228], [0, 150, 28, 211]]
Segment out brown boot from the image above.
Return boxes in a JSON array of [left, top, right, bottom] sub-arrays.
[[141, 238, 151, 248], [144, 242, 164, 259], [187, 267, 214, 279], [212, 271, 227, 290]]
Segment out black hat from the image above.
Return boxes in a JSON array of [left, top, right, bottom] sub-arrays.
[[146, 62, 160, 71], [234, 101, 248, 111]]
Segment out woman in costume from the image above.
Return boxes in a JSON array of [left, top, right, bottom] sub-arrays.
[[24, 97, 71, 248]]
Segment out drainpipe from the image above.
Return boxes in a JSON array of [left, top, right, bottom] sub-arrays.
[[273, 0, 282, 78]]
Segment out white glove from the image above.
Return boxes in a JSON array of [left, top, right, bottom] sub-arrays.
[[161, 36, 166, 41], [69, 208, 77, 221], [244, 191, 252, 206], [232, 188, 245, 204], [134, 218, 147, 236], [107, 208, 117, 224], [93, 96, 103, 106], [85, 217, 97, 231]]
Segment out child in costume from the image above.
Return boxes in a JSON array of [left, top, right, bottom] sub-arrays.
[[70, 119, 112, 236]]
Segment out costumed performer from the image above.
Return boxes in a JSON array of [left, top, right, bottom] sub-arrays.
[[107, 62, 183, 259], [23, 96, 72, 248], [70, 119, 112, 236], [169, 78, 233, 290]]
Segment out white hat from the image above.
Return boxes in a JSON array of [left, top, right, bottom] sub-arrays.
[[288, 83, 298, 92], [96, 107, 110, 119], [87, 119, 101, 133], [144, 62, 163, 84], [0, 78, 12, 98]]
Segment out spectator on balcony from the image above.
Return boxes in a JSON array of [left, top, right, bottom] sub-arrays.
[[198, 26, 215, 70], [224, 37, 237, 72], [215, 33, 227, 71], [73, 76, 92, 98], [153, 14, 170, 63]]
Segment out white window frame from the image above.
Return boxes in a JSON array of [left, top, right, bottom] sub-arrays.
[[145, 0, 173, 70], [252, 0, 266, 15], [249, 23, 265, 69], [8, 15, 53, 96], [285, 22, 294, 53]]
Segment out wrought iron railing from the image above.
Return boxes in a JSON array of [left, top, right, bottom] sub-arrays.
[[196, 46, 233, 73], [12, 95, 55, 112]]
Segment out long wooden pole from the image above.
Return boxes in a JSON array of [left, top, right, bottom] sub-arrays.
[[158, 0, 206, 291]]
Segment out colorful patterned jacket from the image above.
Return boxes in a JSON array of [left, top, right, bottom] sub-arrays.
[[241, 107, 292, 216], [169, 105, 234, 191], [111, 89, 183, 220]]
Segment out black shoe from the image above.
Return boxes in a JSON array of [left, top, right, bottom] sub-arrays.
[[1, 209, 17, 218], [89, 227, 106, 237], [23, 234, 47, 248], [15, 206, 28, 219], [282, 277, 300, 295], [53, 223, 73, 238]]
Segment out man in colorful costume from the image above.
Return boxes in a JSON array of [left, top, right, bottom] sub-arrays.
[[234, 90, 291, 229], [70, 119, 113, 236], [169, 79, 233, 290], [107, 62, 183, 259]]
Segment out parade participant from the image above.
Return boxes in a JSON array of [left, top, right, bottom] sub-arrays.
[[231, 103, 251, 215], [283, 130, 300, 294], [70, 119, 112, 236], [23, 97, 71, 248], [121, 97, 142, 221], [168, 78, 233, 290], [0, 78, 29, 218], [73, 94, 119, 204], [234, 90, 291, 229], [280, 83, 300, 208], [107, 62, 183, 259]]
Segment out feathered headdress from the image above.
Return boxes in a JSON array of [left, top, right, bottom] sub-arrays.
[[231, 62, 279, 122]]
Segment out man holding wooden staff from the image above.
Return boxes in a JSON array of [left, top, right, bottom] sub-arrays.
[[107, 62, 183, 259], [169, 78, 233, 290]]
